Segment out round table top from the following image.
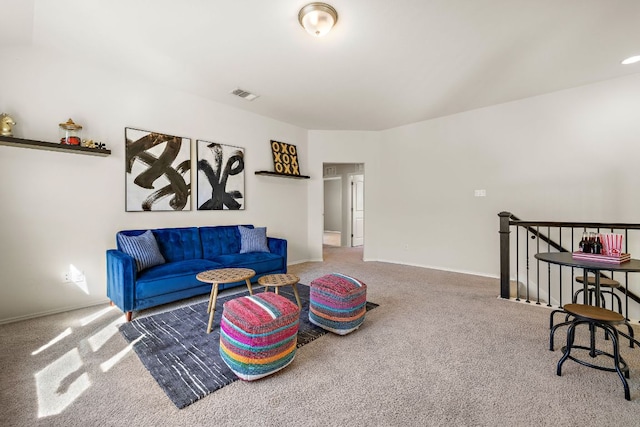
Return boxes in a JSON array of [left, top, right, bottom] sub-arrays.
[[257, 273, 300, 286], [196, 268, 255, 284], [535, 252, 640, 272]]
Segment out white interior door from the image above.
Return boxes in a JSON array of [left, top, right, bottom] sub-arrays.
[[351, 174, 364, 246]]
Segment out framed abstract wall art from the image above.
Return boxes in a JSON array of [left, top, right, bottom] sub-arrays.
[[196, 140, 245, 210], [125, 127, 191, 211]]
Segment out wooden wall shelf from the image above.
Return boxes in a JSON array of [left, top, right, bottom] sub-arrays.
[[0, 135, 111, 157], [255, 171, 310, 179]]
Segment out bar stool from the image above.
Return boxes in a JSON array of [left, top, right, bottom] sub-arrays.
[[557, 304, 630, 400], [572, 275, 622, 313]]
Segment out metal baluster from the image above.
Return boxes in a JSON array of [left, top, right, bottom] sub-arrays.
[[526, 228, 530, 304], [516, 225, 520, 301], [547, 226, 552, 307], [536, 225, 541, 305]]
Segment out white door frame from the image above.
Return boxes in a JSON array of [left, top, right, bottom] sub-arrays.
[[349, 173, 364, 247]]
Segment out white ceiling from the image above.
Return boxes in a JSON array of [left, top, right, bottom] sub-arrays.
[[5, 0, 640, 131]]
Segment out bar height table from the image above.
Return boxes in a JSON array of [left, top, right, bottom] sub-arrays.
[[535, 252, 640, 308]]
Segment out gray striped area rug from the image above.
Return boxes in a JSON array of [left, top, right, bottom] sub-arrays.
[[119, 284, 378, 409]]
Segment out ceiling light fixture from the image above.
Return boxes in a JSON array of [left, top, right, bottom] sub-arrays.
[[621, 55, 640, 65], [298, 3, 338, 37]]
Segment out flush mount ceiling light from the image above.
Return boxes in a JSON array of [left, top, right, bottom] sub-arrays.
[[621, 55, 640, 65], [298, 3, 338, 37]]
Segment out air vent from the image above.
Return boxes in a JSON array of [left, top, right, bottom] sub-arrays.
[[231, 88, 259, 101]]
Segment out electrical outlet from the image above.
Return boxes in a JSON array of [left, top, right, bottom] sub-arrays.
[[63, 272, 71, 282]]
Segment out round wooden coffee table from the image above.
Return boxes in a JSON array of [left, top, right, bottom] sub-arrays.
[[257, 273, 302, 309], [196, 268, 256, 333]]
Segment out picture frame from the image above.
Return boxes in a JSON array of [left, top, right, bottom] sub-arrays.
[[125, 127, 191, 211], [196, 140, 245, 210]]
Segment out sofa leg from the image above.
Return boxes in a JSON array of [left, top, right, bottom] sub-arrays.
[[126, 311, 132, 322]]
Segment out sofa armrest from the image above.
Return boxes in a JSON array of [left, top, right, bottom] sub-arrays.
[[106, 249, 137, 314], [267, 237, 287, 271]]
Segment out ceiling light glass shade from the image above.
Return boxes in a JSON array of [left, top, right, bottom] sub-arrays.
[[298, 3, 338, 37], [621, 55, 640, 65]]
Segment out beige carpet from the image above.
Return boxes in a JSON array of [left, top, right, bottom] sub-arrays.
[[1, 246, 639, 426]]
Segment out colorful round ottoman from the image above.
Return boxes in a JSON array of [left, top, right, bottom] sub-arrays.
[[219, 292, 300, 381], [309, 273, 367, 335]]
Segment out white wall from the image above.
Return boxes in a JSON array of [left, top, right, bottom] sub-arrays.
[[323, 178, 342, 232], [0, 46, 309, 323], [310, 73, 640, 277]]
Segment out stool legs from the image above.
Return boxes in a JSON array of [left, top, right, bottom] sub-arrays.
[[549, 308, 573, 351], [556, 319, 630, 401]]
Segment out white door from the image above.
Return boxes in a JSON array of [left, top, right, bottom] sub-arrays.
[[351, 174, 364, 246]]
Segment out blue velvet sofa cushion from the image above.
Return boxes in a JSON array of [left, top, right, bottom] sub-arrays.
[[118, 227, 203, 262], [200, 225, 251, 259], [152, 227, 203, 262], [210, 252, 283, 274], [136, 259, 223, 300]]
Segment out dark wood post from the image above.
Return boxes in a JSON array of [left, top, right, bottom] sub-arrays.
[[498, 211, 512, 299]]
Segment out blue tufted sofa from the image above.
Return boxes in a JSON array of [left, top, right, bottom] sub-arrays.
[[106, 225, 287, 321]]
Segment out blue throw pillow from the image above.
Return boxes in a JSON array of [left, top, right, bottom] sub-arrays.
[[238, 226, 270, 254], [117, 230, 166, 272]]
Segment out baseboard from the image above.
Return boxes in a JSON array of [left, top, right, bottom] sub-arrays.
[[0, 298, 111, 326], [372, 258, 499, 280], [287, 258, 318, 266]]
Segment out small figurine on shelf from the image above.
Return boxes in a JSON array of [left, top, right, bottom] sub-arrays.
[[1, 113, 16, 137], [59, 118, 83, 145], [94, 142, 106, 150], [82, 139, 96, 148]]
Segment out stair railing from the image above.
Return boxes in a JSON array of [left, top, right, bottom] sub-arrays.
[[499, 211, 640, 322]]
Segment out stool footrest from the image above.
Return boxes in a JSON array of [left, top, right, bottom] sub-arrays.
[[560, 344, 629, 374]]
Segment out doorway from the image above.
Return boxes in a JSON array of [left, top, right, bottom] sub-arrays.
[[323, 163, 365, 252]]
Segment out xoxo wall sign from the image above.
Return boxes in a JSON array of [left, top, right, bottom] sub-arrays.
[[270, 140, 300, 176]]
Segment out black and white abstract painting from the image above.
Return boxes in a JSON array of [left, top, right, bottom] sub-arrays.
[[125, 127, 191, 211], [196, 140, 245, 210]]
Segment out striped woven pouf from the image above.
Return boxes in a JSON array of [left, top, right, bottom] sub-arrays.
[[309, 273, 367, 335], [219, 292, 300, 381]]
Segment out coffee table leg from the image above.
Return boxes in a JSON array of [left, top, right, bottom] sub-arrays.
[[245, 279, 253, 295], [292, 283, 302, 309], [207, 284, 219, 334]]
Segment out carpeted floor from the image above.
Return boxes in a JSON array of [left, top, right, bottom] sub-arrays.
[[1, 246, 639, 426]]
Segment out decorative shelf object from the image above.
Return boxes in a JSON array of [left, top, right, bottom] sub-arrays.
[[257, 140, 309, 179], [0, 135, 111, 157], [255, 171, 310, 179]]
